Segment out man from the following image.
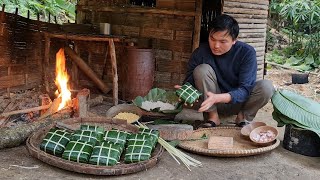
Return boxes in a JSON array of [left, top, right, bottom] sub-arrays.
[[179, 14, 274, 127]]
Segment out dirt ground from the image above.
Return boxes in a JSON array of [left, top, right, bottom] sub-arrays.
[[0, 68, 319, 180]]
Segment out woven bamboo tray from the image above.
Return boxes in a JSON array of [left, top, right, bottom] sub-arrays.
[[26, 117, 164, 175], [178, 127, 280, 157]]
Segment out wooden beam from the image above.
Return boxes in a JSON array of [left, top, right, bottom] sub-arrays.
[[64, 46, 111, 94], [43, 32, 123, 42], [77, 5, 200, 17]]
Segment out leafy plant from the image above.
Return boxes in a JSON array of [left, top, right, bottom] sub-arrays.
[[0, 0, 76, 24], [269, 0, 320, 72]]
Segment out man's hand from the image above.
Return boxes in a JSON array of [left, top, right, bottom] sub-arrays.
[[198, 92, 232, 112], [174, 85, 182, 89]]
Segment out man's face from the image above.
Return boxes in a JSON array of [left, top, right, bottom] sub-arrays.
[[208, 30, 237, 56]]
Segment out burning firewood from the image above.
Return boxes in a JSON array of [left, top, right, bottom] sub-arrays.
[[38, 97, 62, 120]]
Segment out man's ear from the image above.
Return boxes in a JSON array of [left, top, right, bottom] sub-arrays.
[[232, 39, 237, 45]]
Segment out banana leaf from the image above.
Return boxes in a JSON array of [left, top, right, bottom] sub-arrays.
[[132, 88, 182, 114], [271, 90, 320, 136]]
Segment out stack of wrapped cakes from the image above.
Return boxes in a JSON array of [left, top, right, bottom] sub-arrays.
[[40, 125, 159, 166]]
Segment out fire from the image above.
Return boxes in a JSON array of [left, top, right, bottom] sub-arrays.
[[55, 48, 71, 111]]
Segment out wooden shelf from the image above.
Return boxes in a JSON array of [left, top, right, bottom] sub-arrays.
[[77, 5, 200, 17]]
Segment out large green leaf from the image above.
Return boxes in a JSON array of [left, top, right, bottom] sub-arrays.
[[271, 90, 320, 136], [132, 88, 182, 114]]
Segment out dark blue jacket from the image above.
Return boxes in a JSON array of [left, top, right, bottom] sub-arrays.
[[184, 41, 257, 104]]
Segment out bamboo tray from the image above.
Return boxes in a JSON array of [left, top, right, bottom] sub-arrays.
[[178, 127, 280, 157], [26, 117, 164, 175]]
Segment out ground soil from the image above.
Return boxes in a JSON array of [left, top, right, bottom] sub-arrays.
[[0, 68, 319, 180]]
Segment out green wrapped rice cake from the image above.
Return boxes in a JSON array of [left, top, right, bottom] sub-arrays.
[[89, 141, 122, 166], [138, 128, 159, 147], [40, 128, 71, 156], [62, 140, 94, 163], [104, 129, 128, 147], [80, 125, 104, 142], [71, 130, 99, 145], [124, 139, 153, 163], [176, 82, 202, 105]]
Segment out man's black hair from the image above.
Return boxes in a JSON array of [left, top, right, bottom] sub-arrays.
[[208, 14, 239, 40]]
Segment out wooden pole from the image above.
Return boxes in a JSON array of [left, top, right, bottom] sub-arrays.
[[108, 39, 118, 105], [71, 43, 79, 89], [192, 0, 202, 51], [44, 34, 50, 93], [64, 46, 111, 94], [0, 104, 51, 117]]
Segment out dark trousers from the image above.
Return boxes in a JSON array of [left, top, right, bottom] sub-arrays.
[[193, 64, 275, 121]]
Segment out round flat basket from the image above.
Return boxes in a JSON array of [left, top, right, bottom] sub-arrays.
[[26, 117, 164, 175], [178, 127, 280, 157]]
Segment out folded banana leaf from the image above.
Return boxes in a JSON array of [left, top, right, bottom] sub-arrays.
[[62, 140, 94, 163], [80, 125, 105, 142], [89, 141, 122, 166], [272, 89, 320, 136], [176, 82, 202, 105], [71, 130, 99, 145], [138, 128, 159, 148], [132, 88, 182, 114], [124, 139, 153, 163], [127, 133, 155, 149], [104, 129, 128, 147], [40, 128, 71, 157]]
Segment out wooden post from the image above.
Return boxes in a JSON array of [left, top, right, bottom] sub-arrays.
[[192, 0, 202, 51], [44, 34, 51, 93], [64, 46, 111, 94], [108, 39, 118, 105], [71, 43, 80, 89], [0, 4, 5, 36]]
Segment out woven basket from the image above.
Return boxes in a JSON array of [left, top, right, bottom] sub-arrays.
[[26, 117, 164, 175], [178, 127, 280, 157]]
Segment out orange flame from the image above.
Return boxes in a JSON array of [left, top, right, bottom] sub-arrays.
[[55, 48, 71, 111]]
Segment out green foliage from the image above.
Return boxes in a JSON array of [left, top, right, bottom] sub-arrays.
[[0, 0, 76, 24], [269, 0, 320, 72]]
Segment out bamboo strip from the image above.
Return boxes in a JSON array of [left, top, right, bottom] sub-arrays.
[[224, 7, 268, 15], [224, 1, 269, 10], [226, 0, 269, 5]]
